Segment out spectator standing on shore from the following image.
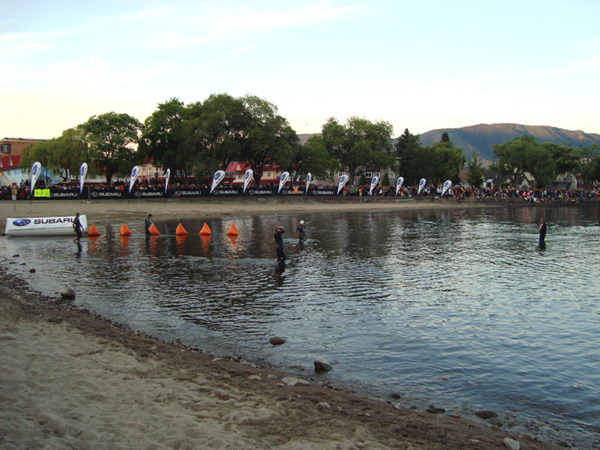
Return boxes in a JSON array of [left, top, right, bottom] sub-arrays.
[[538, 218, 547, 247], [274, 225, 286, 263], [145, 214, 153, 236]]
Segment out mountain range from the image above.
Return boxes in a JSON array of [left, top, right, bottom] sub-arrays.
[[299, 124, 600, 163], [419, 123, 600, 162]]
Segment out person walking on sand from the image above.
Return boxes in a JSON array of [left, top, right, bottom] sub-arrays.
[[73, 212, 83, 242], [274, 225, 286, 263], [145, 214, 153, 236], [538, 218, 547, 247]]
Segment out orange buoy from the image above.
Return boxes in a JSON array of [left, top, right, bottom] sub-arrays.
[[199, 222, 211, 235], [175, 223, 188, 235], [87, 224, 101, 237], [120, 223, 132, 236], [148, 224, 160, 236], [226, 223, 239, 236]]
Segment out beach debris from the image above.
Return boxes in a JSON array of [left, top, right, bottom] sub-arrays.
[[226, 223, 239, 236], [269, 336, 286, 345], [87, 224, 101, 237], [503, 437, 521, 450], [389, 392, 402, 399], [199, 222, 211, 235], [475, 410, 498, 420], [60, 287, 76, 300], [29, 268, 36, 273], [119, 223, 132, 236], [314, 358, 332, 372], [12, 254, 20, 258], [175, 223, 188, 235]]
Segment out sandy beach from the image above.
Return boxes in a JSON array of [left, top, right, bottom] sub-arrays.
[[1, 198, 557, 449]]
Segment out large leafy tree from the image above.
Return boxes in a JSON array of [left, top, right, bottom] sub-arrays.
[[240, 95, 299, 185], [322, 116, 394, 182], [140, 98, 187, 175], [184, 94, 247, 176], [294, 135, 339, 179], [80, 112, 142, 184], [430, 140, 466, 184], [20, 128, 89, 181], [491, 136, 537, 187], [578, 144, 600, 188]]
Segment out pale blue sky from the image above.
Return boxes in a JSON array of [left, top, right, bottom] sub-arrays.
[[2, 0, 599, 139]]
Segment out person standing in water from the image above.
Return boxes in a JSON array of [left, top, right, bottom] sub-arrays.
[[73, 212, 83, 242], [538, 218, 547, 247], [274, 225, 286, 263], [296, 220, 306, 242], [145, 214, 153, 236]]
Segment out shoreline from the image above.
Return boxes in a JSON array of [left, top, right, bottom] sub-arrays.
[[0, 199, 560, 449]]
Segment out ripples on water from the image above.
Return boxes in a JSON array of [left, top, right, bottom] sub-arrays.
[[2, 204, 599, 448]]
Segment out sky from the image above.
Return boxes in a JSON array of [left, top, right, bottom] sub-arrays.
[[2, 0, 600, 140]]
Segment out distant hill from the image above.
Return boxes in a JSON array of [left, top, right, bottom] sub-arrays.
[[419, 123, 600, 162]]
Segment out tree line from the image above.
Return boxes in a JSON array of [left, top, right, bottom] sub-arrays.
[[20, 93, 600, 189]]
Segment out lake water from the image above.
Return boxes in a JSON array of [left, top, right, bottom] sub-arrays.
[[1, 204, 599, 448]]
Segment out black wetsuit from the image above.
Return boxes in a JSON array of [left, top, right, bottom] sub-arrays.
[[73, 216, 83, 241], [539, 222, 547, 246], [296, 225, 306, 241], [274, 229, 286, 262]]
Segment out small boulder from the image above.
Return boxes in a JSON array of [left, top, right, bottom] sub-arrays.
[[29, 268, 36, 273], [60, 288, 76, 300], [475, 410, 498, 420], [503, 437, 521, 450], [269, 336, 286, 345], [314, 358, 332, 372]]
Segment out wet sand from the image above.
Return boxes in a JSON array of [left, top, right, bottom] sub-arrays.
[[0, 198, 556, 449]]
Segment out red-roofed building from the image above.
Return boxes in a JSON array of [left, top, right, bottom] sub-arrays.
[[225, 161, 282, 186], [0, 137, 48, 185]]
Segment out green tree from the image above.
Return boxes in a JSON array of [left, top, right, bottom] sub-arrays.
[[578, 144, 600, 188], [20, 128, 89, 181], [395, 128, 423, 184], [491, 136, 537, 187], [184, 94, 248, 176], [240, 95, 299, 184], [322, 116, 394, 183], [381, 172, 390, 186], [140, 98, 188, 175], [466, 152, 485, 188], [295, 135, 338, 179], [80, 112, 142, 184], [429, 141, 466, 185]]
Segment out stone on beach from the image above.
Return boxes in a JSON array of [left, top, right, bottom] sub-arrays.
[[269, 336, 286, 345], [60, 287, 76, 300], [314, 358, 332, 372]]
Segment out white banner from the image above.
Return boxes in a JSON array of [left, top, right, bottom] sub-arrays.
[[129, 165, 140, 194], [369, 175, 380, 196], [30, 161, 42, 192], [5, 215, 87, 237], [164, 168, 170, 194], [395, 176, 404, 195], [305, 172, 312, 194], [210, 170, 226, 194], [278, 171, 290, 193], [79, 162, 88, 195], [337, 174, 349, 195], [441, 179, 453, 197], [417, 178, 427, 195], [243, 168, 253, 193]]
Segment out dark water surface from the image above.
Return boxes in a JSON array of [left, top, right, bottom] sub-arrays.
[[2, 205, 599, 448]]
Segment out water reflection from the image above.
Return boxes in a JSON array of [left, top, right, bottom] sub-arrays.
[[1, 205, 600, 448]]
